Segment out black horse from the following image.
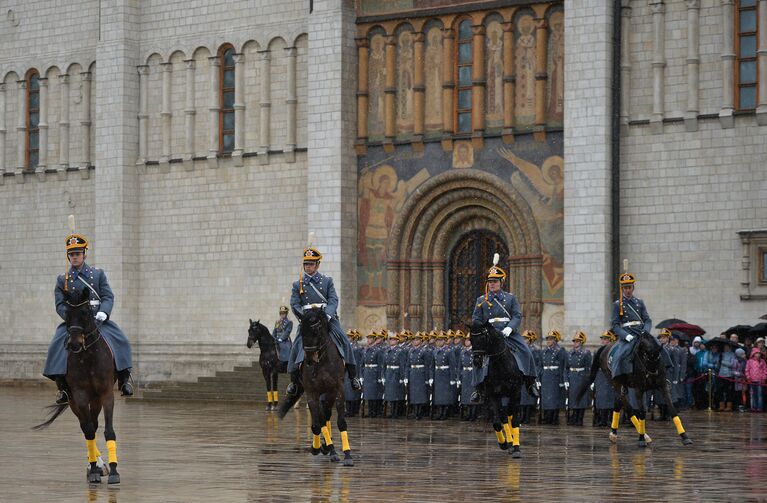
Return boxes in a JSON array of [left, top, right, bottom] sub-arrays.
[[579, 331, 693, 447], [469, 321, 524, 458], [34, 287, 122, 484], [277, 307, 353, 466], [247, 319, 282, 411]]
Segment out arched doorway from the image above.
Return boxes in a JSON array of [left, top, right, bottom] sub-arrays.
[[447, 230, 508, 329]]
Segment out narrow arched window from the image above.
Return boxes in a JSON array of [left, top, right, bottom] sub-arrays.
[[27, 71, 40, 169], [455, 19, 473, 134], [220, 46, 235, 154], [736, 0, 758, 109]]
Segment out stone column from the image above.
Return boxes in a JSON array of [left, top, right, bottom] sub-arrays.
[[79, 72, 92, 169], [58, 74, 70, 169], [137, 66, 148, 163], [719, 0, 735, 128], [232, 53, 245, 166], [412, 31, 425, 148], [0, 83, 5, 177], [16, 79, 26, 174], [355, 37, 369, 152], [471, 24, 486, 147], [564, 0, 615, 338], [383, 34, 397, 149], [756, 0, 767, 124], [430, 262, 446, 330], [684, 0, 700, 131], [285, 47, 297, 162], [94, 0, 140, 367], [649, 0, 666, 133], [620, 1, 632, 128], [160, 62, 172, 165], [408, 265, 423, 330], [441, 28, 455, 150], [258, 49, 271, 162], [37, 77, 49, 172], [502, 20, 515, 142], [534, 15, 549, 140], [307, 0, 358, 323], [207, 56, 220, 166], [183, 59, 195, 162]]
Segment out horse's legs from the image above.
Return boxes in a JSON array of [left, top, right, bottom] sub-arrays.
[[102, 393, 121, 483], [307, 395, 323, 456], [489, 396, 508, 450], [610, 384, 630, 443], [321, 395, 340, 462], [335, 396, 354, 466], [262, 365, 273, 410], [662, 382, 693, 445], [74, 399, 101, 484], [272, 371, 279, 403], [501, 402, 514, 447], [635, 393, 649, 448], [508, 387, 522, 458]]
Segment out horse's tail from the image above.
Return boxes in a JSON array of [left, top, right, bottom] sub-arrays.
[[31, 403, 69, 431], [576, 345, 607, 403], [277, 388, 304, 419]]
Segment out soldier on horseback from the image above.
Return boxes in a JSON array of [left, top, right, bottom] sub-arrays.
[[470, 257, 539, 403], [285, 247, 361, 397], [272, 306, 293, 373], [43, 233, 134, 404], [609, 271, 672, 378]]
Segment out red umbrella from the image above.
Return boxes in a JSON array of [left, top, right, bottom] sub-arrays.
[[666, 322, 706, 337]]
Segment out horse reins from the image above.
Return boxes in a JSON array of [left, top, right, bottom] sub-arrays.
[[303, 318, 330, 358], [65, 299, 102, 353], [472, 328, 510, 359]]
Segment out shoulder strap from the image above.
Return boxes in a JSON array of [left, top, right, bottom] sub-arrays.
[[308, 281, 328, 304], [78, 276, 101, 301]]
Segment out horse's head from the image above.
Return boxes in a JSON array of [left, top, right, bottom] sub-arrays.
[[300, 307, 329, 360], [247, 319, 261, 348], [64, 288, 97, 352], [635, 331, 661, 373], [469, 320, 499, 367]]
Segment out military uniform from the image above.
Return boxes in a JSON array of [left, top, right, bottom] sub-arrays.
[[594, 330, 618, 427], [519, 331, 542, 424], [362, 331, 386, 417], [384, 333, 408, 418], [540, 331, 568, 425], [44, 234, 133, 403], [432, 335, 458, 420], [272, 307, 293, 371], [459, 341, 478, 420], [407, 333, 433, 420], [343, 330, 364, 416], [567, 331, 592, 426]]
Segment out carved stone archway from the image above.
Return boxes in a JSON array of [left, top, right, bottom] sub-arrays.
[[386, 169, 543, 332]]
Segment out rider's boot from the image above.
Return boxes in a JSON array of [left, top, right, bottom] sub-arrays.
[[55, 376, 70, 405], [524, 376, 540, 398], [116, 369, 134, 397], [286, 369, 301, 397], [346, 364, 362, 391]]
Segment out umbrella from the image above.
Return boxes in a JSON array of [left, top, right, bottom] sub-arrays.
[[670, 330, 691, 343], [703, 337, 740, 349], [666, 322, 705, 337], [748, 323, 767, 337], [655, 318, 687, 329], [724, 325, 753, 337], [760, 314, 767, 321]]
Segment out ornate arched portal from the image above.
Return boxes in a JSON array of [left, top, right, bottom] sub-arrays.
[[386, 169, 543, 333]]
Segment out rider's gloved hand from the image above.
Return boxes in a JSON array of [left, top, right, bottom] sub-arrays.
[[501, 327, 512, 337], [95, 312, 108, 322], [625, 334, 634, 342], [564, 381, 570, 390]]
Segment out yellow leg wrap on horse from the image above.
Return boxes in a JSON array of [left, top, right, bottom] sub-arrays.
[[611, 412, 620, 430], [341, 431, 350, 452], [326, 421, 332, 437], [512, 427, 520, 447], [641, 419, 648, 436], [507, 415, 513, 425], [267, 391, 273, 403], [106, 440, 118, 464], [495, 429, 506, 444], [673, 416, 685, 435], [95, 446, 102, 458], [312, 434, 321, 450], [630, 415, 641, 432], [321, 426, 333, 446], [273, 390, 278, 402], [86, 439, 98, 463], [503, 423, 513, 444]]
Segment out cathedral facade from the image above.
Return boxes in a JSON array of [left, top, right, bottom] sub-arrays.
[[0, 0, 764, 382]]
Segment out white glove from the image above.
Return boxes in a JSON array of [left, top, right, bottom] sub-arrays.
[[381, 378, 386, 386], [359, 377, 364, 385], [502, 327, 512, 337], [564, 381, 570, 390], [559, 383, 564, 388], [457, 381, 461, 387], [404, 379, 409, 385], [535, 380, 541, 389], [589, 383, 595, 391], [428, 379, 434, 386], [327, 314, 332, 321], [625, 334, 634, 342], [450, 381, 455, 386], [95, 312, 108, 322]]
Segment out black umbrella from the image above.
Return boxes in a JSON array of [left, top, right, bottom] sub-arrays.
[[748, 323, 767, 337], [724, 325, 753, 337], [656, 318, 687, 329], [703, 337, 740, 349], [670, 330, 691, 343]]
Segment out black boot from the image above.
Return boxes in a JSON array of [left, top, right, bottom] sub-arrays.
[[525, 377, 540, 399], [116, 369, 134, 397], [346, 364, 362, 391], [55, 376, 70, 405], [286, 369, 301, 397]]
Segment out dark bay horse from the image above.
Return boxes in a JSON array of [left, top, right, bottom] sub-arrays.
[[277, 307, 353, 466], [469, 321, 524, 458], [33, 287, 122, 484], [579, 331, 693, 447], [247, 319, 282, 411]]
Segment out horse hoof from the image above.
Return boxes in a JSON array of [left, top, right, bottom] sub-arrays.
[[638, 439, 647, 448], [609, 432, 618, 443], [498, 442, 508, 451], [320, 445, 330, 455], [681, 435, 693, 446], [343, 457, 354, 467], [511, 447, 521, 459], [330, 454, 341, 463], [87, 472, 101, 484], [644, 434, 653, 444], [107, 473, 120, 485], [96, 456, 109, 476], [311, 447, 321, 456]]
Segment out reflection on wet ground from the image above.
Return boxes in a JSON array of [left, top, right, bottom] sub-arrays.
[[3, 387, 766, 502]]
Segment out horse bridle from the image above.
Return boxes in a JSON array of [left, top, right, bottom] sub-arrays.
[[303, 317, 330, 356], [634, 332, 660, 379], [65, 299, 102, 354], [471, 327, 509, 359]]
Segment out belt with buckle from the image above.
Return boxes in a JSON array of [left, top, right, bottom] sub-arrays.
[[364, 364, 379, 368], [489, 317, 511, 323], [436, 365, 450, 370], [463, 366, 473, 371], [622, 321, 641, 328], [544, 365, 559, 370], [303, 303, 327, 310], [386, 365, 399, 370], [569, 367, 585, 372], [410, 364, 425, 369]]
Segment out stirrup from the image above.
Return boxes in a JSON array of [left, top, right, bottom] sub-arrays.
[[120, 381, 134, 397], [470, 390, 482, 404], [286, 382, 298, 396], [351, 377, 362, 391], [55, 389, 69, 405]]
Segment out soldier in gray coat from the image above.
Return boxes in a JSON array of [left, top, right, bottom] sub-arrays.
[[272, 306, 293, 372], [567, 331, 593, 426], [383, 332, 408, 418], [343, 330, 364, 416], [459, 335, 478, 421], [44, 234, 133, 404], [540, 330, 568, 425], [407, 332, 433, 420], [286, 247, 360, 397], [519, 330, 542, 424], [362, 330, 385, 417], [432, 333, 458, 420], [593, 330, 617, 427]]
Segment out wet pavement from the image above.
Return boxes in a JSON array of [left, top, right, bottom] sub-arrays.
[[3, 386, 766, 502]]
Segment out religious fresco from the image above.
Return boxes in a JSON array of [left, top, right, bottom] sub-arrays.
[[546, 10, 564, 126], [357, 134, 565, 307], [367, 33, 386, 140], [424, 25, 443, 134], [396, 29, 415, 136], [485, 19, 504, 130], [514, 12, 536, 127]]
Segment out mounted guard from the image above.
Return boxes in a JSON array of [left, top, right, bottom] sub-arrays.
[[273, 305, 293, 373]]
